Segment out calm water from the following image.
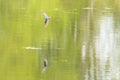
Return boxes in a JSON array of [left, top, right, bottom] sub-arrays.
[[0, 0, 120, 80]]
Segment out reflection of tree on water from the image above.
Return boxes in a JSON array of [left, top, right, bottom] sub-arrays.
[[80, 0, 98, 79]]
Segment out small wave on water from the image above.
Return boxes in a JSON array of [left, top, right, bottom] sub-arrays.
[[23, 46, 42, 50]]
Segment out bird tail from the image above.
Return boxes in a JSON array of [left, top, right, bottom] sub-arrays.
[[41, 67, 47, 73]]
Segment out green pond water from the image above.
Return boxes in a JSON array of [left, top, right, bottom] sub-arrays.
[[0, 0, 120, 80]]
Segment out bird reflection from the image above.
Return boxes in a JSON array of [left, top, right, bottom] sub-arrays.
[[42, 58, 48, 73]]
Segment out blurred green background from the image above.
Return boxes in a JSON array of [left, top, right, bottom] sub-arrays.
[[0, 0, 120, 80]]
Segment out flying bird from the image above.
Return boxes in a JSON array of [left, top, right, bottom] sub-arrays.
[[43, 12, 50, 27]]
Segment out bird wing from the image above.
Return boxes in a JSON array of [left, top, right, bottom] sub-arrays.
[[43, 12, 48, 18]]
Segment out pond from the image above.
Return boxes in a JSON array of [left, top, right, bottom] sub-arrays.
[[0, 0, 120, 80]]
